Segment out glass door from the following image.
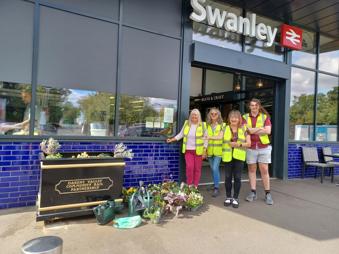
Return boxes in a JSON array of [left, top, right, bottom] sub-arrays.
[[190, 66, 277, 186]]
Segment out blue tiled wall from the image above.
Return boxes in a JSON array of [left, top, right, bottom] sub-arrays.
[[0, 141, 180, 209], [288, 143, 339, 179]]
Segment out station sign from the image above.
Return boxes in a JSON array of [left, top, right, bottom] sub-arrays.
[[280, 24, 303, 50], [190, 0, 303, 50]]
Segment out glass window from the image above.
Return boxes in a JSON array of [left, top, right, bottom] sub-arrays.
[[289, 68, 316, 141], [0, 0, 33, 136], [0, 83, 33, 135], [205, 70, 234, 94], [316, 74, 338, 141], [192, 1, 242, 51], [119, 27, 179, 137], [36, 86, 115, 136], [319, 35, 339, 75], [37, 7, 118, 136], [291, 30, 316, 69], [118, 96, 177, 138], [41, 0, 119, 20], [190, 67, 203, 97], [244, 14, 284, 61], [123, 0, 181, 37]]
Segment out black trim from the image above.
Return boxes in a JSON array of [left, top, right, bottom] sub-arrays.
[[313, 32, 320, 141], [113, 0, 123, 137], [29, 1, 40, 136]]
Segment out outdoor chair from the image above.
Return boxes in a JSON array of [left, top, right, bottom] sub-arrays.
[[301, 147, 334, 183], [322, 147, 339, 182]]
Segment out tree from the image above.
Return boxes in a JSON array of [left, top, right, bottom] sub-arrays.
[[289, 94, 314, 124], [290, 86, 338, 125], [62, 102, 80, 124], [78, 92, 114, 123]]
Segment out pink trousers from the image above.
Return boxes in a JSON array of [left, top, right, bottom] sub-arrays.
[[184, 150, 203, 187]]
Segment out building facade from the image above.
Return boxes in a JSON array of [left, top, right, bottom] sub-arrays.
[[0, 0, 338, 209]]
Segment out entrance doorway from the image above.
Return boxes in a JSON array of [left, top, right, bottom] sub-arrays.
[[190, 66, 278, 185]]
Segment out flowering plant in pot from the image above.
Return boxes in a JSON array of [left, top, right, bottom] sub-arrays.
[[143, 206, 162, 224], [40, 137, 62, 159], [37, 138, 129, 222], [186, 192, 204, 211], [122, 187, 138, 203], [163, 191, 187, 217]]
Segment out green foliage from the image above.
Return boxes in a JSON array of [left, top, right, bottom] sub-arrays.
[[186, 192, 204, 208], [62, 102, 80, 124], [78, 92, 114, 123], [119, 95, 158, 125], [290, 87, 338, 125], [45, 153, 63, 159]]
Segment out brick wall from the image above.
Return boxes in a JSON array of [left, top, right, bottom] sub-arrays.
[[0, 141, 180, 209], [288, 143, 339, 179]]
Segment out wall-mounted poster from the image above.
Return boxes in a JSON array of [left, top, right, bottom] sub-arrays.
[[164, 107, 174, 123]]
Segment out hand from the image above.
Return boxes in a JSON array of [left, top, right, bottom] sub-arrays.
[[230, 142, 239, 148], [0, 124, 14, 132], [202, 151, 207, 160], [166, 138, 174, 143]]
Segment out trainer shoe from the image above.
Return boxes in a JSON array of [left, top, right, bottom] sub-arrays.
[[245, 191, 257, 202], [265, 193, 274, 205], [232, 198, 239, 208], [211, 188, 219, 198], [224, 198, 232, 207]]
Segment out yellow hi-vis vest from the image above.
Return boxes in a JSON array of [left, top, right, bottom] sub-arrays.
[[222, 125, 247, 162], [243, 113, 270, 145], [182, 121, 207, 155], [207, 123, 225, 157]]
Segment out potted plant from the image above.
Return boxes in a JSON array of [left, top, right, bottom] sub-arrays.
[[122, 187, 138, 204], [163, 191, 187, 217], [37, 138, 132, 222], [143, 206, 162, 224], [186, 192, 204, 211]]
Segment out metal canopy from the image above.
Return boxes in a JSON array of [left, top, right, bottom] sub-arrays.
[[219, 0, 339, 44]]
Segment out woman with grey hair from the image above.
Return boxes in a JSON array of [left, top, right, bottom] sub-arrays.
[[167, 109, 207, 187], [206, 107, 225, 197]]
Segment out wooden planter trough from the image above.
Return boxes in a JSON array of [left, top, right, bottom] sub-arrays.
[[37, 152, 125, 222]]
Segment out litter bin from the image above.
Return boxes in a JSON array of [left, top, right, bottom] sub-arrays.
[[21, 236, 63, 254]]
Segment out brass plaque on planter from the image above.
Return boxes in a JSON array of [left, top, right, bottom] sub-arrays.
[[55, 177, 113, 195]]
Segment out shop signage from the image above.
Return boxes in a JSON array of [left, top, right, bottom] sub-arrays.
[[190, 0, 278, 47], [280, 24, 303, 50]]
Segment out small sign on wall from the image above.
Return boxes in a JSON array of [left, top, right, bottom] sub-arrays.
[[280, 24, 303, 50]]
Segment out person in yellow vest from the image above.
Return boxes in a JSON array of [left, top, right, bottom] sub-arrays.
[[221, 110, 251, 208], [243, 98, 273, 205], [167, 109, 207, 187], [206, 108, 225, 197]]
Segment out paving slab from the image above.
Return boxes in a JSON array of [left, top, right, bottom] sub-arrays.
[[1, 179, 339, 254]]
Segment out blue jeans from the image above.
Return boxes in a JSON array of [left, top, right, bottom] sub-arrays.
[[208, 156, 222, 189]]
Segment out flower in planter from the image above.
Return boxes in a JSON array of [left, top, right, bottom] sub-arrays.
[[186, 192, 204, 209], [122, 187, 138, 203], [163, 191, 187, 217], [113, 143, 134, 159], [40, 137, 62, 159], [180, 182, 200, 195], [143, 206, 162, 224]]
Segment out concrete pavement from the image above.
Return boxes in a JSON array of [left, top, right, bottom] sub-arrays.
[[1, 179, 339, 254]]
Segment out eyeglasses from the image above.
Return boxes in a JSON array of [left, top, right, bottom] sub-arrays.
[[210, 112, 218, 116]]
